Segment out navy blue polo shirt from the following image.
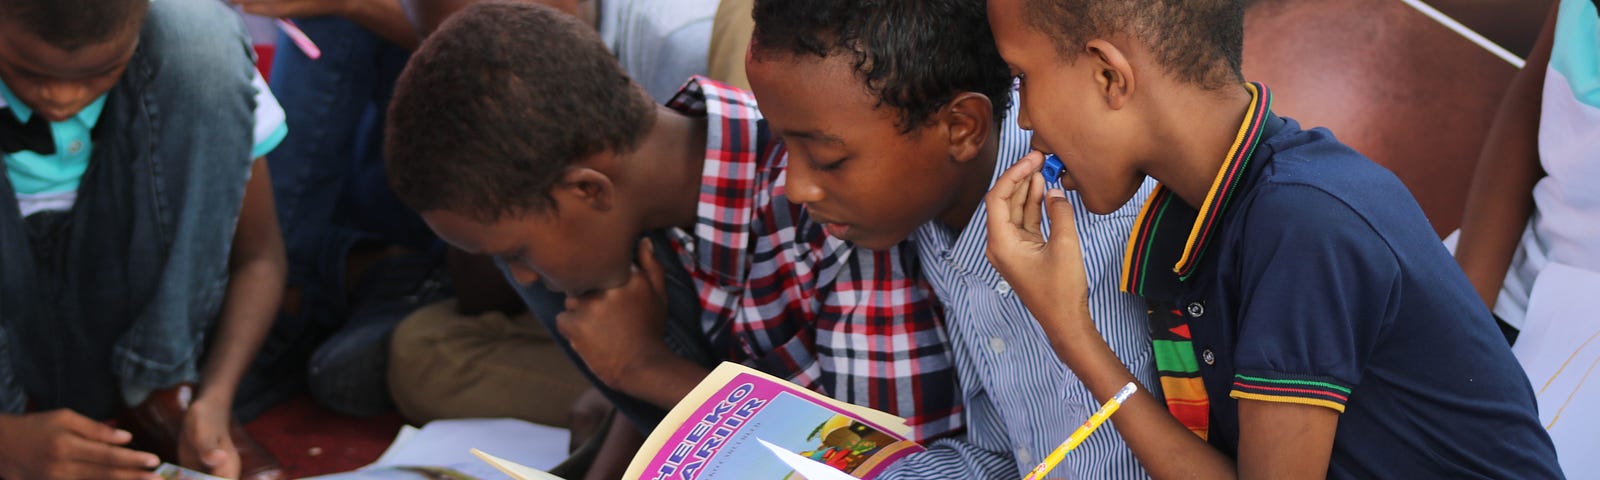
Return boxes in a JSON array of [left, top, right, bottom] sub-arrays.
[[1122, 83, 1562, 478]]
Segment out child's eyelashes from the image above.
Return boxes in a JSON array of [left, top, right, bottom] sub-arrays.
[[814, 157, 849, 172]]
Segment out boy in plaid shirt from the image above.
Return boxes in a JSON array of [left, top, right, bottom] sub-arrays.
[[383, 0, 961, 443]]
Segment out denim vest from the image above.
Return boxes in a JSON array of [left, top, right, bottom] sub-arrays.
[[0, 0, 258, 416]]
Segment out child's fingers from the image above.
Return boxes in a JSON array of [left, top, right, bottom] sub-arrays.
[[1022, 169, 1046, 237], [987, 152, 1044, 224], [52, 410, 132, 446], [1043, 188, 1080, 251], [70, 436, 159, 470]]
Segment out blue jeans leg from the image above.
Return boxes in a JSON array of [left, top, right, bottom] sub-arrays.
[[239, 17, 425, 419]]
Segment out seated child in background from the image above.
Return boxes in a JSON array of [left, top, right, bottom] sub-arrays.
[[0, 0, 289, 478], [744, 1, 1156, 478], [1456, 0, 1600, 345], [384, 0, 960, 445], [234, 0, 440, 420], [981, 0, 1562, 477]]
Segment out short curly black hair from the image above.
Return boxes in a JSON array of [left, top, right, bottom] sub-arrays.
[[749, 0, 1013, 134], [385, 0, 656, 221], [0, 0, 148, 51], [1021, 0, 1246, 91]]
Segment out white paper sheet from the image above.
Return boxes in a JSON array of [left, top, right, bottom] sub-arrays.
[[472, 449, 569, 480], [305, 418, 569, 480], [758, 438, 856, 480], [1511, 262, 1600, 478], [375, 418, 569, 471]]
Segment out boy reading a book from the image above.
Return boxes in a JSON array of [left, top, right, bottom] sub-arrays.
[[384, 0, 961, 445], [0, 0, 289, 478], [744, 1, 1155, 478], [981, 0, 1563, 477]]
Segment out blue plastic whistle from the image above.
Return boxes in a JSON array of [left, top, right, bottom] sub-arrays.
[[1041, 154, 1065, 183]]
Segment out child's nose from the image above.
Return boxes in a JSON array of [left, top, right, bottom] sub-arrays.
[[786, 164, 826, 204]]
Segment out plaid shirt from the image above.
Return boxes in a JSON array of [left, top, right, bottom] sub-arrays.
[[663, 77, 961, 442]]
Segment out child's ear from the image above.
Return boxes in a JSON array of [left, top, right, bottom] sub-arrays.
[[554, 167, 616, 212], [1086, 39, 1135, 110], [940, 92, 995, 164]]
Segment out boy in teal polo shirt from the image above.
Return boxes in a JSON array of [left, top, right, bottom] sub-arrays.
[[981, 0, 1563, 477], [0, 0, 289, 478]]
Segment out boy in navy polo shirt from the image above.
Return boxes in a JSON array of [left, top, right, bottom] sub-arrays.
[[982, 0, 1563, 477]]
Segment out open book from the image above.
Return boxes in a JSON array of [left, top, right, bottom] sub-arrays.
[[475, 362, 923, 479]]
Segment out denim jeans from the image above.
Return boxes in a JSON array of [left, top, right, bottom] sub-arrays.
[[0, 0, 258, 418], [239, 16, 436, 419], [506, 231, 721, 432]]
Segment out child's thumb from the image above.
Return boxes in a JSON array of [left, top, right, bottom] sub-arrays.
[[1044, 188, 1078, 236]]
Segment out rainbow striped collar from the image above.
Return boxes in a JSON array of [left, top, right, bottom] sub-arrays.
[[1121, 82, 1278, 298]]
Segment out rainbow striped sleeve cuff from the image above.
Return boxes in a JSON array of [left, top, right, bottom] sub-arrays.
[[1229, 370, 1353, 413]]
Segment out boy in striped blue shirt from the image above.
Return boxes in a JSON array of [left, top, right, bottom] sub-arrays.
[[745, 1, 1156, 478]]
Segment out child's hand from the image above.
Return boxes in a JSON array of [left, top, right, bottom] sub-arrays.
[[0, 410, 162, 480], [984, 152, 1094, 331], [556, 239, 675, 391], [179, 395, 239, 479]]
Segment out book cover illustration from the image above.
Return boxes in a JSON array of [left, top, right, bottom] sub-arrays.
[[628, 366, 922, 480]]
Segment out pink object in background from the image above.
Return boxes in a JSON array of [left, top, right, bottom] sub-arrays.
[[276, 18, 321, 60]]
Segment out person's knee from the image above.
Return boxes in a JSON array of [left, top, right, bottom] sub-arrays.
[[136, 0, 256, 107]]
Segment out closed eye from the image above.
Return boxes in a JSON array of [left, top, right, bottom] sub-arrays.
[[813, 157, 849, 172]]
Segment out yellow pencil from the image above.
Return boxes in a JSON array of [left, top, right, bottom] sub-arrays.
[[1022, 382, 1139, 480]]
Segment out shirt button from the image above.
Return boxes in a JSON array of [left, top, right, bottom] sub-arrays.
[[989, 337, 1006, 354], [1187, 301, 1205, 318], [1202, 349, 1216, 366], [995, 280, 1013, 295], [1016, 447, 1033, 465], [67, 140, 83, 154]]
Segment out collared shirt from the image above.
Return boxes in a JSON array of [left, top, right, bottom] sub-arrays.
[[0, 70, 287, 217], [662, 77, 962, 442], [1124, 83, 1561, 478], [881, 90, 1157, 480]]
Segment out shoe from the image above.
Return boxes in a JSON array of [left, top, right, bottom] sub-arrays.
[[121, 383, 286, 480]]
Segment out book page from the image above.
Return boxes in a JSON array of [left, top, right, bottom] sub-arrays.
[[473, 449, 568, 480]]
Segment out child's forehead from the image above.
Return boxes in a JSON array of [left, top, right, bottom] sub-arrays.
[[0, 25, 139, 79]]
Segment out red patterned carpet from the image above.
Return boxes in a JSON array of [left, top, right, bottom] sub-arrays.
[[243, 395, 406, 478]]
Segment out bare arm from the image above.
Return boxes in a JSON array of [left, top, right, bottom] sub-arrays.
[[342, 0, 421, 49], [1454, 4, 1558, 309], [1041, 309, 1340, 479], [234, 0, 420, 50], [197, 158, 286, 410], [399, 0, 578, 38], [1236, 401, 1338, 479], [1033, 306, 1238, 479], [179, 158, 286, 476]]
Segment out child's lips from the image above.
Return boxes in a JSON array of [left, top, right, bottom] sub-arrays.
[[824, 222, 853, 238]]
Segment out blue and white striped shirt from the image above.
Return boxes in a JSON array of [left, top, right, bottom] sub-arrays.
[[880, 92, 1159, 480]]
